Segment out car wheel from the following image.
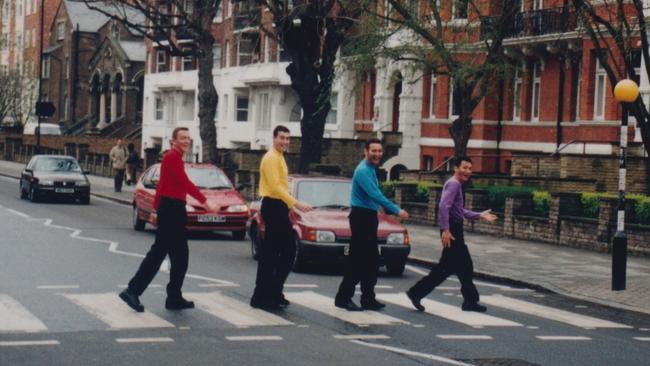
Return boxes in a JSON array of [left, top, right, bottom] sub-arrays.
[[29, 187, 39, 203], [19, 182, 27, 199], [386, 261, 406, 276], [250, 225, 260, 260], [292, 239, 305, 273], [232, 229, 246, 241], [133, 206, 146, 231]]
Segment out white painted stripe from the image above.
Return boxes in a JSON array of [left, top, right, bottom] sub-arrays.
[[481, 295, 632, 329], [7, 209, 30, 218], [356, 285, 393, 289], [437, 286, 461, 290], [536, 336, 591, 341], [436, 335, 493, 340], [0, 340, 59, 346], [226, 336, 282, 341], [284, 284, 318, 288], [333, 334, 390, 340], [37, 285, 80, 290], [197, 283, 239, 288], [640, 328, 650, 331], [284, 291, 408, 326], [405, 265, 529, 292], [183, 274, 238, 287], [376, 293, 521, 328], [116, 337, 174, 343], [0, 294, 48, 333], [405, 265, 428, 276], [634, 337, 650, 341], [63, 293, 174, 330], [185, 292, 293, 327], [350, 340, 474, 366]]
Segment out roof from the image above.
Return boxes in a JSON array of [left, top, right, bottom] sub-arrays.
[[118, 41, 146, 62], [63, 0, 145, 33]]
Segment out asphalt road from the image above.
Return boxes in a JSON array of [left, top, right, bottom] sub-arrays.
[[1, 175, 649, 366]]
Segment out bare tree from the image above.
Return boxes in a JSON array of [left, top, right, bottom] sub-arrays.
[[78, 0, 221, 163], [0, 72, 37, 130], [0, 73, 14, 126]]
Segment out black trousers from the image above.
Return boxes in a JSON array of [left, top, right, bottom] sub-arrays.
[[114, 169, 125, 192], [128, 197, 188, 299], [252, 198, 295, 304], [408, 219, 479, 304], [335, 207, 379, 304]]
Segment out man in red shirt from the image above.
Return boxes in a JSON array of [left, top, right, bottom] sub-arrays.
[[119, 127, 220, 312]]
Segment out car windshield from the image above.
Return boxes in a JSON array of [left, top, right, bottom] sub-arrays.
[[187, 167, 233, 189], [296, 180, 351, 208], [34, 157, 81, 172]]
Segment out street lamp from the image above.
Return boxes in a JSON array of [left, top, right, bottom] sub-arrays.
[[611, 79, 639, 291]]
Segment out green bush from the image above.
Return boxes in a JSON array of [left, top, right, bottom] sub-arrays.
[[631, 195, 650, 225], [381, 181, 395, 199], [580, 192, 603, 218], [476, 185, 537, 213], [414, 182, 441, 203], [532, 191, 551, 217]]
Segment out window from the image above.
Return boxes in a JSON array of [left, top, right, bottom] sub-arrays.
[[212, 44, 221, 69], [154, 95, 164, 120], [424, 155, 434, 171], [225, 41, 231, 67], [594, 59, 606, 120], [181, 49, 194, 71], [17, 34, 22, 49], [17, 0, 22, 15], [236, 96, 249, 121], [453, 0, 468, 20], [111, 22, 120, 40], [31, 28, 36, 48], [449, 81, 462, 118], [263, 36, 270, 63], [513, 69, 522, 121], [532, 62, 541, 121], [574, 60, 582, 120], [26, 0, 31, 14], [156, 50, 167, 73], [257, 93, 270, 128], [0, 65, 7, 76], [429, 74, 437, 118], [326, 93, 338, 124], [183, 0, 193, 14], [57, 21, 65, 41], [533, 0, 543, 10], [65, 57, 70, 79], [63, 94, 68, 119], [214, 2, 223, 22], [1, 34, 7, 50], [223, 94, 229, 120], [25, 30, 30, 48], [226, 0, 233, 18], [278, 43, 290, 62], [238, 33, 259, 66]]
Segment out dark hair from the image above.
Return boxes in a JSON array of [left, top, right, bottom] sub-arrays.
[[127, 143, 135, 151], [172, 127, 189, 139], [365, 138, 382, 150], [273, 125, 290, 137], [453, 156, 472, 167]]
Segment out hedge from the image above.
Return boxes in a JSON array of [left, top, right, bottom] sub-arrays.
[[380, 181, 442, 202], [581, 192, 650, 225], [474, 185, 538, 213]]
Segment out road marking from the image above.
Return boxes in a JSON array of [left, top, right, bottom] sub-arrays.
[[376, 293, 521, 327], [185, 292, 293, 327], [356, 285, 393, 289], [184, 274, 238, 287], [639, 328, 650, 331], [350, 340, 474, 366], [634, 337, 650, 341], [436, 335, 493, 340], [285, 291, 408, 326], [6, 209, 30, 218], [437, 286, 461, 290], [575, 305, 588, 308], [0, 340, 59, 347], [226, 336, 282, 341], [405, 265, 531, 291], [536, 336, 591, 341], [0, 294, 48, 333], [481, 295, 632, 329], [116, 337, 174, 344], [63, 293, 174, 330], [405, 265, 429, 276], [413, 324, 425, 328], [284, 284, 318, 288], [333, 334, 390, 340], [198, 283, 238, 288], [526, 326, 540, 329], [37, 285, 80, 290]]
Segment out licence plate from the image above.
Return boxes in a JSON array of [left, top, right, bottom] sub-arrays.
[[197, 215, 226, 223], [343, 245, 350, 256], [55, 188, 74, 193]]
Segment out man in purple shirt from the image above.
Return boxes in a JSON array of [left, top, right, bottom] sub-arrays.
[[406, 156, 497, 312]]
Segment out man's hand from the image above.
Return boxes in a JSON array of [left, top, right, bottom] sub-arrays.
[[204, 201, 221, 213], [150, 212, 157, 225], [294, 201, 313, 212], [480, 209, 498, 222], [441, 229, 455, 248], [398, 209, 409, 220]]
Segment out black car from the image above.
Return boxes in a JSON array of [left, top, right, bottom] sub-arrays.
[[19, 155, 91, 204]]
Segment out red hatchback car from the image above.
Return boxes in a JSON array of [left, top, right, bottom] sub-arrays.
[[247, 176, 410, 275], [132, 163, 250, 240]]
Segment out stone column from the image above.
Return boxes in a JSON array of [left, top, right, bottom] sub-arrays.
[[394, 183, 417, 206], [98, 93, 107, 129], [110, 91, 117, 123], [549, 192, 581, 245], [427, 187, 442, 225], [503, 194, 532, 238]]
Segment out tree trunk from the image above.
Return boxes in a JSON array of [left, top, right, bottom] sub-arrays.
[[196, 13, 218, 164], [449, 114, 473, 158]]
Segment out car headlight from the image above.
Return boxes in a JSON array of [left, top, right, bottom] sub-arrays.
[[386, 233, 406, 245], [316, 230, 336, 243], [226, 204, 249, 213], [39, 180, 54, 186], [75, 180, 89, 187], [185, 204, 196, 212]]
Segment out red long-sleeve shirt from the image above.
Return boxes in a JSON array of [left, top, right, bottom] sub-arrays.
[[153, 148, 206, 210]]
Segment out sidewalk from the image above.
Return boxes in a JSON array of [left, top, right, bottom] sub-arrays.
[[1, 159, 648, 315]]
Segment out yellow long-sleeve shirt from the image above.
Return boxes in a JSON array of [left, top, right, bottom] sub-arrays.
[[258, 147, 297, 208]]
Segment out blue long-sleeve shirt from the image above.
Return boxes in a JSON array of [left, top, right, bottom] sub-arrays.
[[350, 160, 400, 215]]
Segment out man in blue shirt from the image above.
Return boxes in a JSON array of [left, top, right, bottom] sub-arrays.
[[335, 139, 409, 311]]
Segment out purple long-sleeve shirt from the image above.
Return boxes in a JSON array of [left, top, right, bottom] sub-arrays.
[[438, 177, 481, 230]]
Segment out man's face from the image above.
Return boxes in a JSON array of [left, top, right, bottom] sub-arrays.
[[454, 160, 473, 183], [172, 130, 191, 153], [364, 143, 383, 166], [273, 131, 290, 152], [117, 139, 123, 147]]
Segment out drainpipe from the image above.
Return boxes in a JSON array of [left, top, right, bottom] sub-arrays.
[[557, 54, 565, 150], [496, 79, 504, 173], [71, 24, 79, 126]]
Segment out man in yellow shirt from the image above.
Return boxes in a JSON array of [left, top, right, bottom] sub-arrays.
[[251, 125, 312, 310]]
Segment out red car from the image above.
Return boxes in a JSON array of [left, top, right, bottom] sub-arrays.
[[132, 163, 250, 240], [247, 176, 411, 275]]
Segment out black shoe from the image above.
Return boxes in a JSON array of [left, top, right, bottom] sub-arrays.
[[250, 297, 280, 311], [165, 297, 195, 310], [361, 299, 386, 311], [278, 294, 290, 308], [335, 299, 363, 312], [119, 289, 144, 312], [462, 302, 487, 312], [406, 290, 425, 312]]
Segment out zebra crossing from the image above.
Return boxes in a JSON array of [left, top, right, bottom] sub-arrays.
[[0, 289, 634, 337]]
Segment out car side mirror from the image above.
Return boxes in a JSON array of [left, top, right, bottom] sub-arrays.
[[24, 169, 33, 175]]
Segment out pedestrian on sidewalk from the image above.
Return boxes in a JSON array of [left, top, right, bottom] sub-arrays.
[[250, 125, 312, 311], [335, 138, 409, 312], [406, 156, 497, 313], [125, 143, 139, 185], [109, 139, 128, 192], [119, 127, 221, 312]]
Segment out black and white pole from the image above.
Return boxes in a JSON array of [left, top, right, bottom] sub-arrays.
[[612, 79, 639, 291]]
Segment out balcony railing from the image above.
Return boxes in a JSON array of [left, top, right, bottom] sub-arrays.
[[480, 7, 577, 41]]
